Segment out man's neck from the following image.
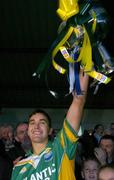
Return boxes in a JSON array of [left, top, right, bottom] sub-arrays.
[[32, 141, 48, 155]]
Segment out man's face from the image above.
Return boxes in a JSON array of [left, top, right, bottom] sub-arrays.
[[98, 167, 114, 180], [28, 113, 50, 144], [1, 127, 9, 140], [96, 126, 104, 136], [100, 139, 114, 159], [16, 124, 28, 143], [81, 160, 99, 180], [111, 125, 114, 135], [1, 126, 13, 140]]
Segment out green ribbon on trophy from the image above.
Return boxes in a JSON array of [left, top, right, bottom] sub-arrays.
[[33, 0, 114, 97]]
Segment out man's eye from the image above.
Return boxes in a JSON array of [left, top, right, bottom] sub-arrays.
[[85, 169, 89, 172], [40, 121, 46, 125], [29, 121, 35, 125]]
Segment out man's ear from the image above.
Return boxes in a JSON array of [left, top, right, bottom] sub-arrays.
[[81, 171, 84, 179], [48, 128, 53, 135]]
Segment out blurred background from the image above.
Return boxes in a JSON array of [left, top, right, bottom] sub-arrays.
[[0, 0, 114, 112]]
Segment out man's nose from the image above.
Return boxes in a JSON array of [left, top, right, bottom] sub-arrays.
[[102, 147, 107, 152], [34, 123, 40, 129], [89, 170, 94, 174]]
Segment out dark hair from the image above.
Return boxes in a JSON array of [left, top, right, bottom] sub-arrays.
[[28, 109, 52, 128], [81, 156, 100, 170], [94, 124, 104, 131]]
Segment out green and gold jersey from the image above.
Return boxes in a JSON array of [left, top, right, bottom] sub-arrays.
[[11, 119, 79, 180]]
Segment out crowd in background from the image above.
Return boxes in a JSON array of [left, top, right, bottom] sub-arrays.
[[75, 123, 114, 180], [0, 121, 114, 180], [0, 122, 31, 180]]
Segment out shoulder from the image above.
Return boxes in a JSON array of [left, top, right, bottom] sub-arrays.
[[14, 155, 33, 167]]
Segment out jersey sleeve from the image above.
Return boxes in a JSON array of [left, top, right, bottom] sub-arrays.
[[56, 119, 79, 159]]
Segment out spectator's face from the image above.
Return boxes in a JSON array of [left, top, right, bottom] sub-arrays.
[[100, 139, 114, 159], [111, 125, 114, 136], [28, 113, 50, 144], [96, 126, 104, 136], [1, 127, 9, 139], [98, 167, 114, 180], [111, 124, 114, 131], [1, 126, 13, 140], [16, 124, 28, 143], [81, 160, 99, 180]]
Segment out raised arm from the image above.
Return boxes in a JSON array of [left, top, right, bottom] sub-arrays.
[[66, 69, 89, 132]]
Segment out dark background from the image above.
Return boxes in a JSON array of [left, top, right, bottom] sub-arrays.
[[0, 0, 114, 109]]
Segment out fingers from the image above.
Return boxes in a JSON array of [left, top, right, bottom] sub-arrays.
[[79, 69, 89, 93], [72, 68, 89, 97], [94, 147, 107, 165]]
